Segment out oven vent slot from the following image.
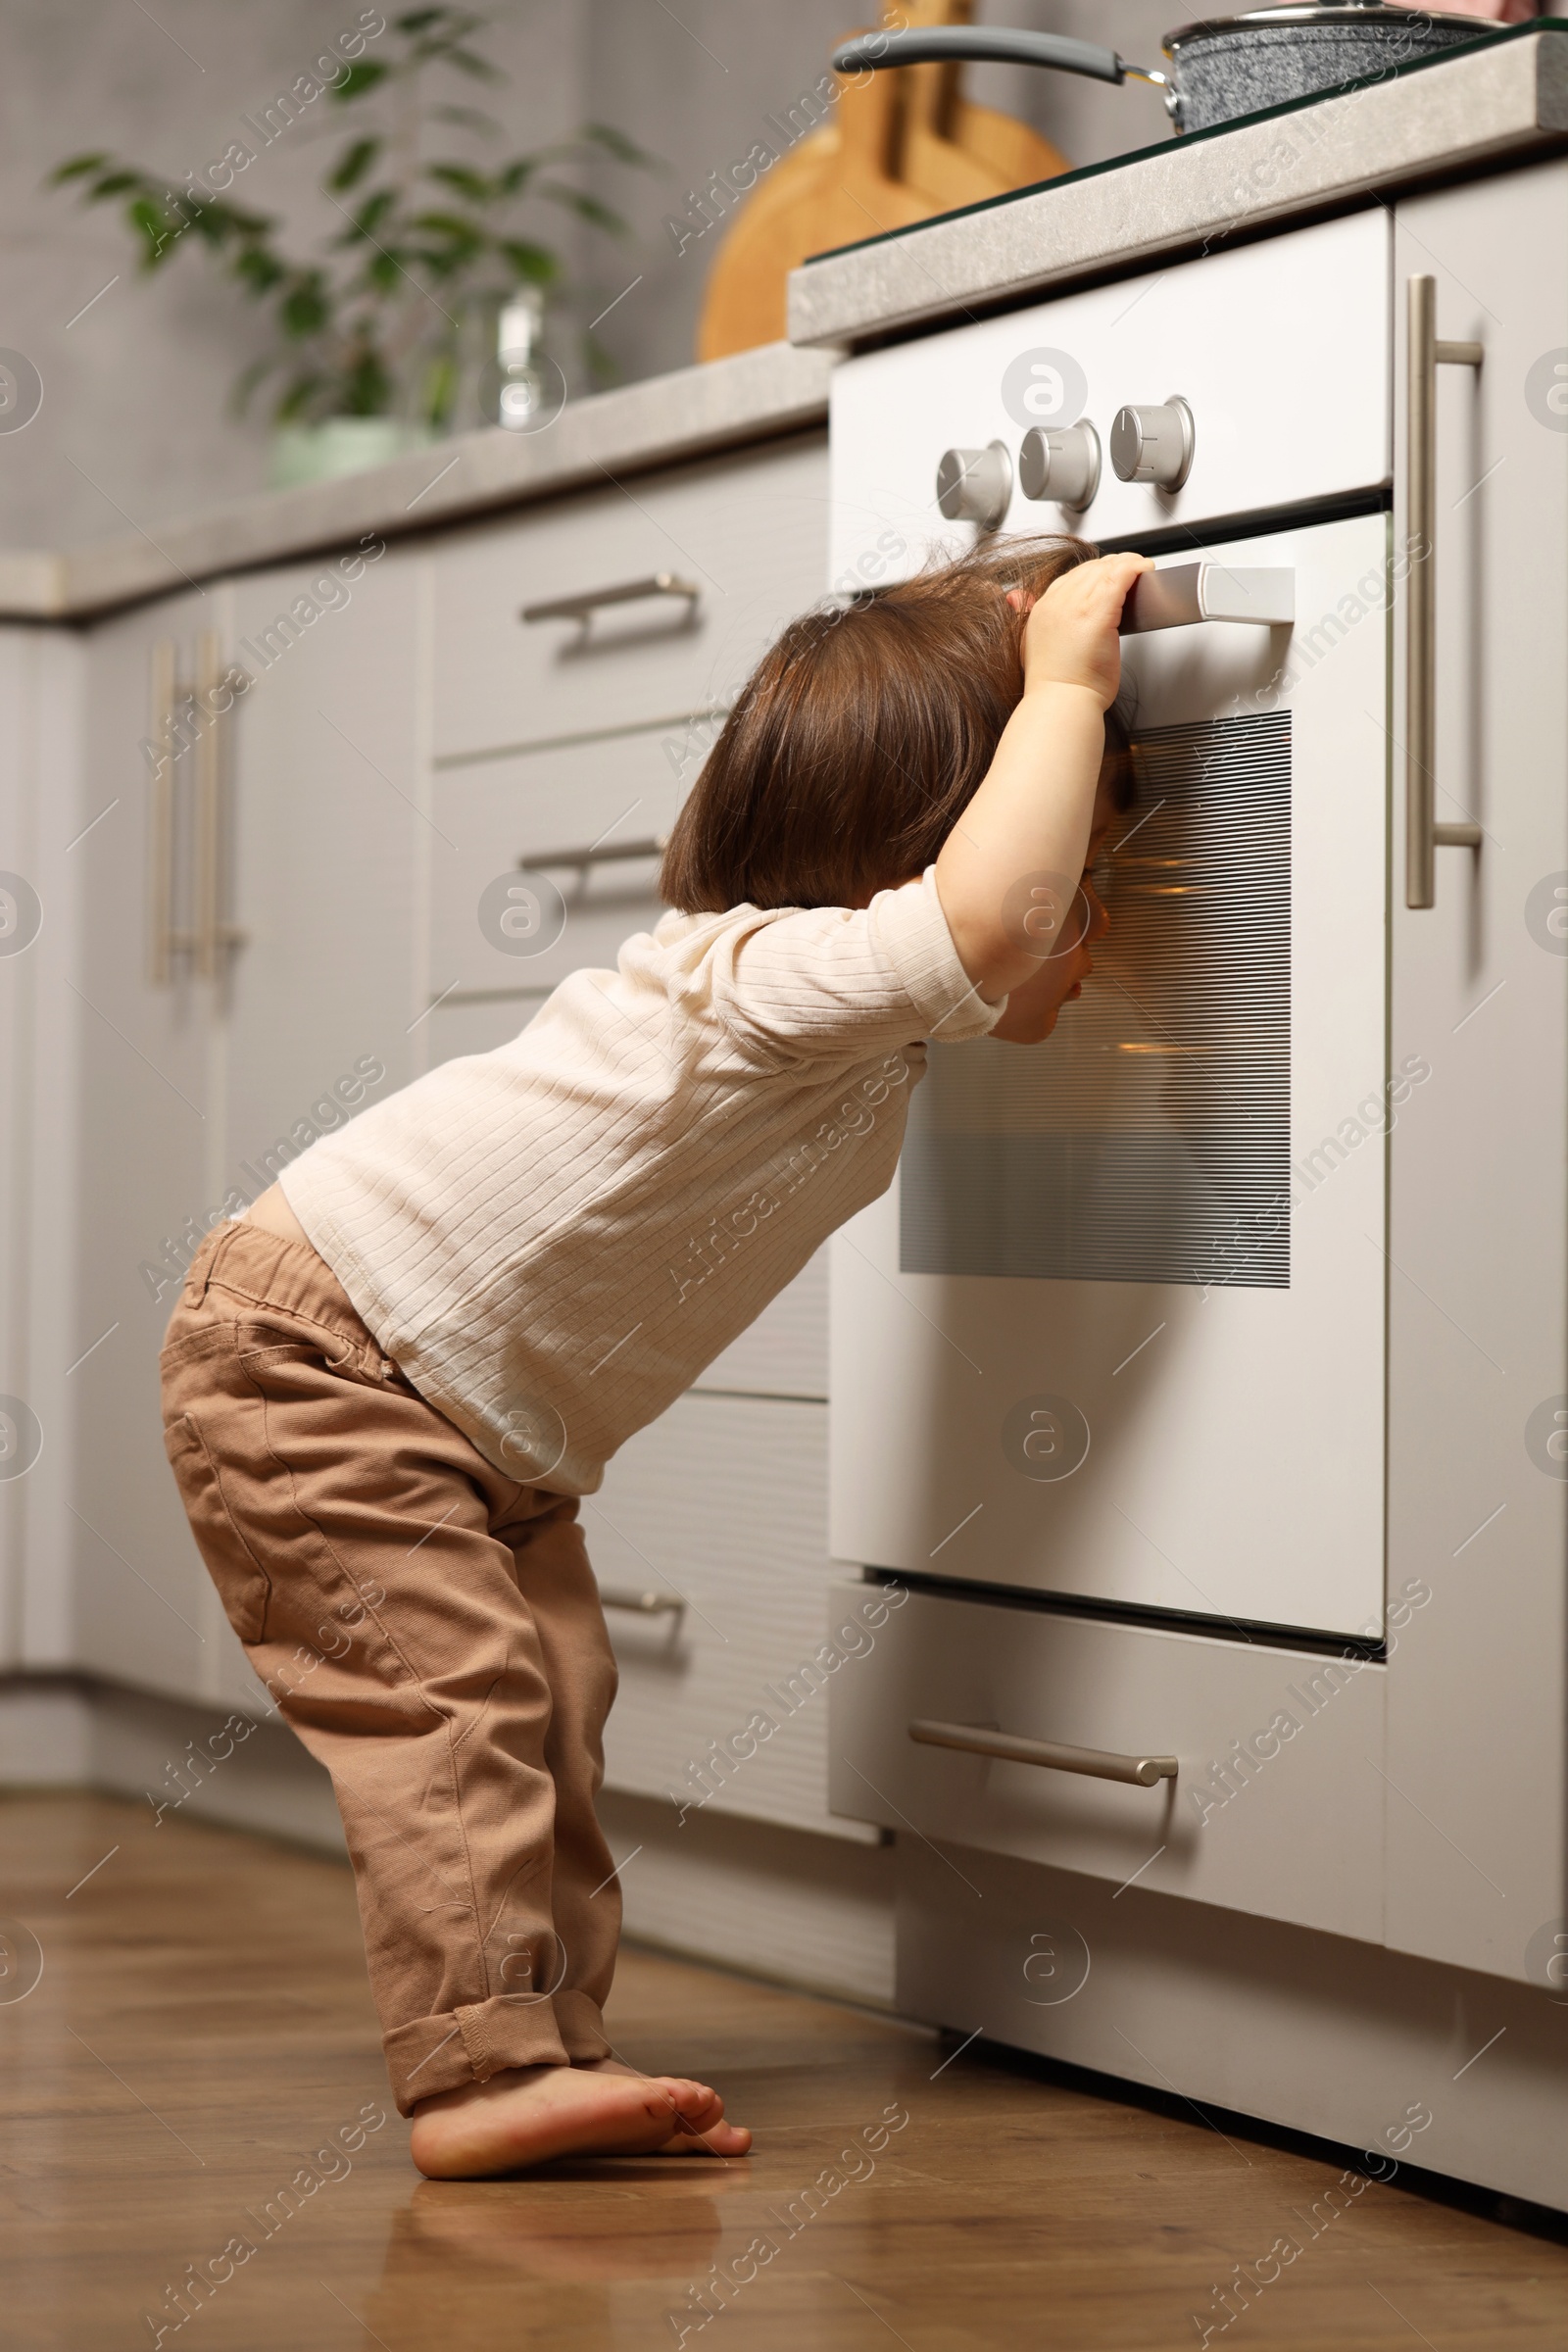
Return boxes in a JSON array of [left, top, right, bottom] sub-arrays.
[[901, 708, 1292, 1290]]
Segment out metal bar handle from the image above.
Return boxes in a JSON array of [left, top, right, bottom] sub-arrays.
[[909, 1717, 1177, 1788], [1121, 563, 1294, 636], [517, 834, 667, 873], [520, 573, 701, 626], [147, 639, 178, 986], [192, 636, 248, 981], [1406, 274, 1484, 909], [193, 631, 221, 982], [599, 1587, 684, 1617]]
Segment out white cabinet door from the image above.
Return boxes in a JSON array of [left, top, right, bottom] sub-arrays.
[[204, 549, 426, 1712], [0, 625, 82, 1675], [222, 549, 425, 1155], [832, 513, 1390, 1641], [70, 592, 219, 1703], [67, 550, 427, 1713], [1387, 161, 1568, 1984]]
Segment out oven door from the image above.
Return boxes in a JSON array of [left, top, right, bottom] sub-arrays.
[[830, 512, 1392, 1642]]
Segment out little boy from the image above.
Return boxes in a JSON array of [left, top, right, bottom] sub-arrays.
[[160, 541, 1148, 2176]]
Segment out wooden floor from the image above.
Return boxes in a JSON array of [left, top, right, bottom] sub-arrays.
[[3, 1792, 1567, 2351]]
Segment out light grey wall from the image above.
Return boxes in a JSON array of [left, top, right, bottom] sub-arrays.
[[0, 0, 588, 549], [0, 1, 1180, 551], [586, 0, 1176, 387]]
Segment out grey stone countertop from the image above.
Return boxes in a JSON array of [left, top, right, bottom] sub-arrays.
[[788, 23, 1568, 349], [0, 340, 834, 624]]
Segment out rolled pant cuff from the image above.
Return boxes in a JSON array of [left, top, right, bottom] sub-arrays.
[[385, 1991, 612, 2116]]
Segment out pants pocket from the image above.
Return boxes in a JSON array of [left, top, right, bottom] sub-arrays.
[[163, 1411, 271, 1643]]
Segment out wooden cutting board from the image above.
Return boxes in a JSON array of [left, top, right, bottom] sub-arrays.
[[696, 3, 1069, 361]]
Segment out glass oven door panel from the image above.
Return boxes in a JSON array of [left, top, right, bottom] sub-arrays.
[[829, 514, 1390, 1640]]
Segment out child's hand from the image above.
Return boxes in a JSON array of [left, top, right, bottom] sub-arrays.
[[1012, 552, 1153, 709]]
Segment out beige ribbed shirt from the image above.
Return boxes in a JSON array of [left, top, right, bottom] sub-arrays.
[[281, 868, 1004, 1493]]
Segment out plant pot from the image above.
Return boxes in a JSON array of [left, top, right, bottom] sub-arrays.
[[267, 417, 436, 491]]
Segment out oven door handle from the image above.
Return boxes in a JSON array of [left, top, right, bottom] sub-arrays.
[[909, 1717, 1177, 1788], [1405, 274, 1484, 908], [1120, 563, 1294, 634]]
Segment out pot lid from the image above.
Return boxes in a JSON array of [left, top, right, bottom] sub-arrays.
[[1164, 3, 1502, 57]]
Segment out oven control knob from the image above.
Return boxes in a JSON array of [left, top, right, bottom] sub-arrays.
[[1109, 397, 1196, 490], [935, 439, 1012, 529], [1018, 418, 1102, 512]]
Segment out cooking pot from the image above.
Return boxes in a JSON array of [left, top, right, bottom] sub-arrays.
[[832, 5, 1504, 136]]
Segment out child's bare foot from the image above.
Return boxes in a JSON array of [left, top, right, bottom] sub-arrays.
[[409, 2061, 752, 2179]]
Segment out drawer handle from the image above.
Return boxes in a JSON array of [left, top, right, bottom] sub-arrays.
[[909, 1718, 1177, 1788], [1405, 274, 1484, 908], [517, 834, 666, 873], [520, 573, 701, 627], [599, 1586, 684, 1617], [1120, 564, 1294, 635]]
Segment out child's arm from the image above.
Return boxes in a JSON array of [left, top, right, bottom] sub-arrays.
[[933, 551, 1152, 1003]]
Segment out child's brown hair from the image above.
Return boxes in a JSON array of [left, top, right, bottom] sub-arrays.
[[660, 535, 1133, 915]]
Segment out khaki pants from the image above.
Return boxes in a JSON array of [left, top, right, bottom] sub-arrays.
[[160, 1220, 621, 2117]]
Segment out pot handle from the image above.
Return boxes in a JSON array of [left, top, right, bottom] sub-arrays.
[[831, 26, 1167, 92]]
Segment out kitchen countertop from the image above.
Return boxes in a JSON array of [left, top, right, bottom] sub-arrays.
[[0, 339, 834, 624], [788, 22, 1568, 349], [26, 26, 1566, 626]]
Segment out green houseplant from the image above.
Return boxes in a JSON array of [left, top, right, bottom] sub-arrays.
[[50, 5, 654, 484]]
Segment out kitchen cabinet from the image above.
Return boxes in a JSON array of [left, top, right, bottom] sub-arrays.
[[1386, 160, 1568, 1983], [63, 553, 426, 1711], [68, 588, 227, 1705], [48, 430, 839, 1841], [429, 435, 829, 761], [829, 1580, 1385, 1939], [0, 623, 81, 1676], [593, 1398, 873, 1844], [821, 154, 1568, 2194], [417, 439, 844, 1838]]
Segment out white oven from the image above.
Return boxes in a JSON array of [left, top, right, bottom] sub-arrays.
[[827, 214, 1401, 1643]]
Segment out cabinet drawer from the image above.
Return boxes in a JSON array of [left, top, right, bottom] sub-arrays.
[[420, 1006, 826, 1395], [585, 1396, 873, 1841], [694, 1246, 826, 1401], [431, 435, 827, 760], [829, 209, 1391, 579], [828, 1583, 1385, 1941], [429, 726, 677, 1002]]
